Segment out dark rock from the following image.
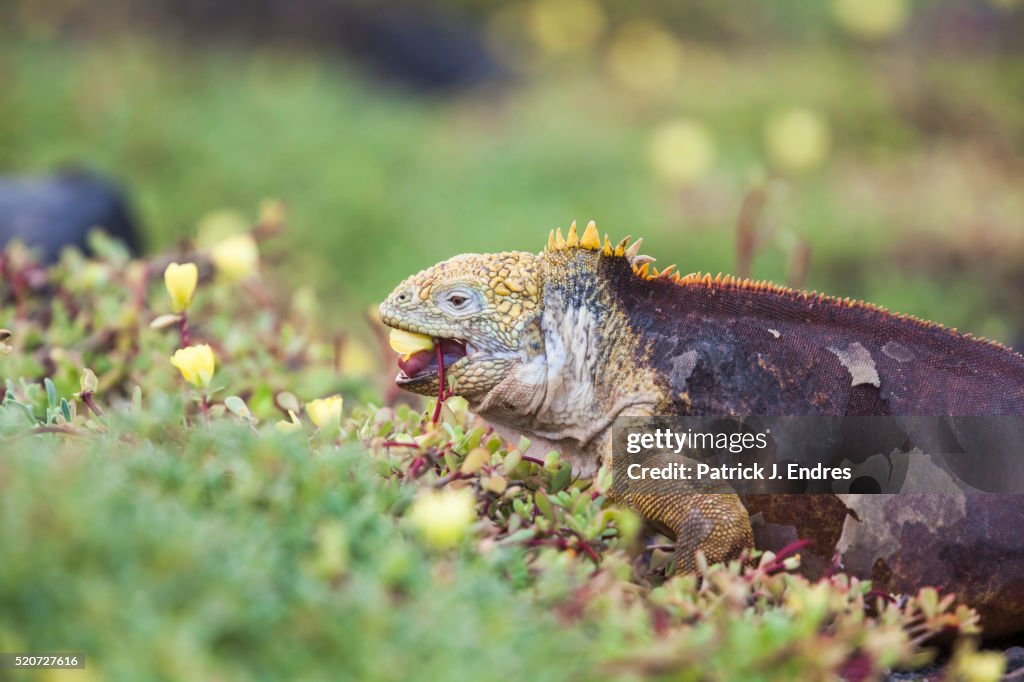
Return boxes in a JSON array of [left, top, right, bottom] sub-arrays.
[[102, 0, 504, 91], [1005, 646, 1024, 674], [0, 170, 142, 263]]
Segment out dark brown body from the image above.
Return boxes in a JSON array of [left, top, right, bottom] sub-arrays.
[[602, 256, 1024, 636]]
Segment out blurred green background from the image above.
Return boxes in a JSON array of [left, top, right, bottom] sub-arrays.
[[2, 0, 1023, 344], [3, 4, 1024, 679]]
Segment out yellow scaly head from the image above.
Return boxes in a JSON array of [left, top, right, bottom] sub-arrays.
[[379, 250, 543, 397], [378, 220, 668, 399]]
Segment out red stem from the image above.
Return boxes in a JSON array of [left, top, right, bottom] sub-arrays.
[[865, 589, 897, 604], [434, 470, 466, 488], [431, 341, 446, 424], [576, 539, 601, 565], [761, 538, 811, 574], [82, 392, 104, 417], [178, 312, 191, 347]]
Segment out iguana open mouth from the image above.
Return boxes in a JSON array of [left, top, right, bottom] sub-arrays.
[[395, 338, 468, 381], [387, 327, 468, 422], [387, 327, 469, 384]]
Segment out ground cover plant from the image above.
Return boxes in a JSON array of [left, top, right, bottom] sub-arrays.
[[0, 222, 1006, 682]]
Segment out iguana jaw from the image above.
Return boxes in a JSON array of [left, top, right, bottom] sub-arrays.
[[379, 316, 528, 397], [391, 333, 470, 389], [379, 250, 544, 399]]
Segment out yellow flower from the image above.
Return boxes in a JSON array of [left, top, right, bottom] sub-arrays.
[[275, 410, 302, 433], [305, 395, 343, 431], [832, 0, 909, 40], [948, 642, 1006, 682], [209, 233, 259, 282], [764, 108, 832, 173], [339, 339, 376, 378], [407, 488, 477, 550], [259, 199, 286, 226], [526, 0, 605, 57], [164, 262, 198, 313], [79, 367, 98, 394], [648, 119, 716, 187], [170, 344, 216, 388], [388, 329, 434, 359], [606, 21, 683, 94]]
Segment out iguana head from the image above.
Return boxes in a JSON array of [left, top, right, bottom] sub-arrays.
[[379, 221, 661, 441], [378, 250, 545, 399]]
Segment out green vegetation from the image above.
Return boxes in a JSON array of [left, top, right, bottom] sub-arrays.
[[2, 34, 1023, 340], [2, 3, 1023, 677], [0, 234, 1003, 681]]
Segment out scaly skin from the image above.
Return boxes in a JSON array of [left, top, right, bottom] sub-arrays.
[[380, 222, 1024, 632], [379, 223, 754, 569]]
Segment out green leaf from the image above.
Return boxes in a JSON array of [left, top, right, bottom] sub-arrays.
[[3, 379, 16, 403], [44, 377, 57, 408], [60, 398, 72, 423], [503, 448, 522, 473], [550, 464, 571, 493], [485, 434, 502, 453], [444, 449, 459, 472], [571, 491, 591, 515], [499, 528, 537, 545], [79, 368, 99, 394], [461, 447, 490, 475], [535, 490, 556, 521], [544, 450, 561, 471], [5, 399, 35, 424], [276, 391, 300, 414], [461, 426, 484, 452], [86, 228, 130, 263], [224, 396, 250, 418]]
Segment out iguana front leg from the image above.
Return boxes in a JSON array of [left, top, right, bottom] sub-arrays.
[[495, 410, 755, 572], [599, 425, 754, 573], [620, 487, 754, 572], [614, 485, 753, 569]]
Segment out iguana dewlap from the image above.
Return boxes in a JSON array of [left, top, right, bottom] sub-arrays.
[[379, 222, 1024, 636]]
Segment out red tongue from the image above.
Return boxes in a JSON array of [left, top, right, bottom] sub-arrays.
[[396, 339, 468, 377], [398, 349, 435, 376]]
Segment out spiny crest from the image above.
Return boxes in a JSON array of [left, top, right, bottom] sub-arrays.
[[544, 220, 668, 280], [547, 220, 601, 253], [540, 224, 1018, 355], [674, 271, 1016, 353], [676, 271, 878, 308]]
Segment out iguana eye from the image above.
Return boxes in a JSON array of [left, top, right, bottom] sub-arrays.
[[436, 288, 481, 316]]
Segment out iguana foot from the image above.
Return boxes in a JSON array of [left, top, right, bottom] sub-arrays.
[[621, 491, 753, 573]]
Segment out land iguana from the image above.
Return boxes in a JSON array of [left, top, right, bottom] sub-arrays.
[[379, 221, 1024, 636]]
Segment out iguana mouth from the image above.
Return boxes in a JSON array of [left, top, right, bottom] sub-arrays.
[[395, 338, 468, 384]]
